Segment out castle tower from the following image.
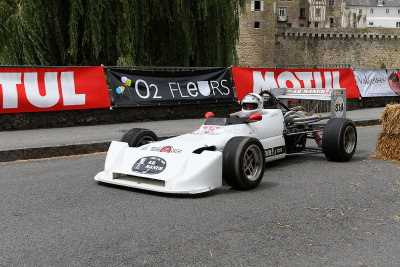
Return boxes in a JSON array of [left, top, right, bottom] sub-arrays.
[[237, 0, 276, 67]]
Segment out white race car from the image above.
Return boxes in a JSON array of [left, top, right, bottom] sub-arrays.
[[94, 91, 357, 194]]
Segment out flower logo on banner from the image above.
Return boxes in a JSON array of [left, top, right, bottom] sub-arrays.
[[116, 76, 133, 95], [116, 86, 125, 94], [116, 76, 134, 101], [121, 76, 132, 87]]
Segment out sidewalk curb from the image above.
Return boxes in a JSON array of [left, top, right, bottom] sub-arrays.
[[0, 120, 381, 163], [353, 119, 381, 127], [0, 142, 111, 163]]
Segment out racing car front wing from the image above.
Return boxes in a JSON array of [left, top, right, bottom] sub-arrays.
[[94, 141, 223, 194]]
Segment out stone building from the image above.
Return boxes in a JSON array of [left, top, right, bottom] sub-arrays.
[[236, 0, 276, 67], [308, 0, 343, 28], [309, 0, 327, 27], [326, 0, 343, 28], [276, 0, 309, 28], [237, 0, 400, 68]]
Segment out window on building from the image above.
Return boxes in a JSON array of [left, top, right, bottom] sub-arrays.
[[378, 0, 383, 6], [316, 8, 321, 17], [254, 21, 260, 28], [398, 9, 400, 14], [300, 8, 305, 19], [279, 7, 287, 17], [370, 8, 374, 14], [251, 1, 264, 11], [386, 9, 390, 14], [329, 0, 334, 6], [397, 22, 400, 28], [287, 23, 292, 27], [329, 18, 334, 24], [369, 21, 374, 26]]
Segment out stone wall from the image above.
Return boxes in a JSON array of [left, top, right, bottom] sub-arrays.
[[0, 102, 240, 131], [276, 28, 400, 69], [237, 0, 400, 69], [326, 0, 342, 28], [236, 0, 276, 67], [276, 0, 304, 28]]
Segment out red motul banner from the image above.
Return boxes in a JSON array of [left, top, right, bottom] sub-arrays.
[[232, 67, 360, 100], [0, 66, 110, 113]]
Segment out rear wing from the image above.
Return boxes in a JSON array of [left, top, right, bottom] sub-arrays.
[[271, 88, 347, 119]]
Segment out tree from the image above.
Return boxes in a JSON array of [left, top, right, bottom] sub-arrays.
[[0, 0, 244, 66]]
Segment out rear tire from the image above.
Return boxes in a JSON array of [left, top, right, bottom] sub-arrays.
[[223, 137, 265, 190], [322, 118, 357, 161], [121, 128, 158, 147]]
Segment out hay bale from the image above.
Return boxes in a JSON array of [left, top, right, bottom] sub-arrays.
[[291, 106, 308, 116], [375, 133, 400, 161], [380, 103, 400, 134], [374, 103, 400, 161]]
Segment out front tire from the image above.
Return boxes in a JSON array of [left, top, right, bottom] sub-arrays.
[[121, 128, 158, 147], [223, 137, 265, 190], [322, 118, 357, 161]]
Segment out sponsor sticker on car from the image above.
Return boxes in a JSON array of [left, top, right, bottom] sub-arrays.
[[264, 146, 285, 157], [150, 146, 182, 153], [132, 156, 167, 175]]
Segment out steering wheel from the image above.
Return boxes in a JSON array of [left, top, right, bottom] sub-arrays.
[[259, 90, 278, 109], [259, 90, 291, 111]]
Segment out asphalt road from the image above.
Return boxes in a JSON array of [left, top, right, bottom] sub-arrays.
[[1, 126, 399, 266]]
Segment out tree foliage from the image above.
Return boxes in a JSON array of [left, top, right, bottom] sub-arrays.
[[0, 0, 244, 66]]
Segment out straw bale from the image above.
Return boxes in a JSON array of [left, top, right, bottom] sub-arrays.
[[374, 132, 400, 161], [297, 111, 308, 116], [292, 106, 308, 116], [380, 103, 400, 134]]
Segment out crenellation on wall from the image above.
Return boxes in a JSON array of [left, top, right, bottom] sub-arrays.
[[283, 27, 400, 39], [238, 1, 400, 68], [275, 28, 400, 69], [245, 25, 400, 69]]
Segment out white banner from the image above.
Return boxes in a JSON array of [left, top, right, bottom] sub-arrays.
[[354, 69, 400, 97]]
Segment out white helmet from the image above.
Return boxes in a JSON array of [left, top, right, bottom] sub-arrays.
[[241, 93, 263, 117]]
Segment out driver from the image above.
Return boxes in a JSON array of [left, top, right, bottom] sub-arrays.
[[240, 93, 263, 117]]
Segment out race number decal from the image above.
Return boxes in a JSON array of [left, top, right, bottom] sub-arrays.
[[331, 89, 346, 118], [334, 96, 345, 118], [132, 156, 167, 175]]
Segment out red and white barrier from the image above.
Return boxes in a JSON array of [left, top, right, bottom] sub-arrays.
[[0, 66, 110, 113], [232, 67, 361, 101]]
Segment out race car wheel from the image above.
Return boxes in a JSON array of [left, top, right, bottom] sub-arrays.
[[121, 128, 158, 147], [223, 137, 265, 190], [322, 118, 357, 162]]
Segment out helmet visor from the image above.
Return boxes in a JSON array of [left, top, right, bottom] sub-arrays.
[[243, 103, 258, 111]]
